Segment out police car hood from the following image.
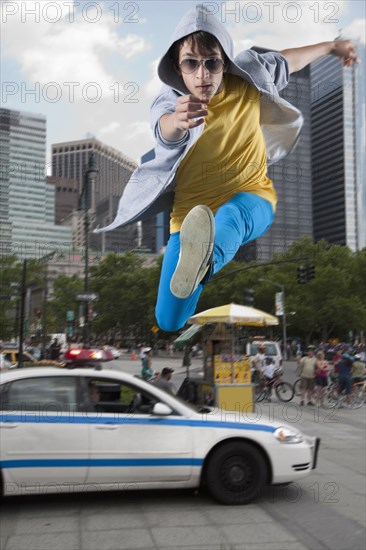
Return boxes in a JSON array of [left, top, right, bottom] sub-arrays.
[[199, 407, 290, 432]]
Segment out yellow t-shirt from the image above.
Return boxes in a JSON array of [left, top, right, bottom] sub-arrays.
[[170, 73, 277, 233]]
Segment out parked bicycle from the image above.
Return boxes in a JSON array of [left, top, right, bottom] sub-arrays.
[[293, 369, 338, 401], [322, 377, 366, 409]]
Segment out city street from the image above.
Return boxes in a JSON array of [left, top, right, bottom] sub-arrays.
[[1, 355, 365, 550]]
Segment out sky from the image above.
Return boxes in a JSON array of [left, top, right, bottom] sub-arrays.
[[1, 0, 365, 166]]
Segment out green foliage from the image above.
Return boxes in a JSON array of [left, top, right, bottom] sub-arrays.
[[0, 256, 21, 340], [202, 238, 366, 343], [0, 256, 48, 340], [89, 253, 161, 341], [1, 239, 365, 344], [47, 274, 83, 335]]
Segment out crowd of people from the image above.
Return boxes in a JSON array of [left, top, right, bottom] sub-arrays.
[[297, 345, 365, 407], [251, 341, 366, 408]]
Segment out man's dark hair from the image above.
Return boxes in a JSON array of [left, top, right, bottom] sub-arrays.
[[170, 31, 227, 71]]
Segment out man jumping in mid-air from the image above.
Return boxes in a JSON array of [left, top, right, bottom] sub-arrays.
[[96, 4, 359, 332]]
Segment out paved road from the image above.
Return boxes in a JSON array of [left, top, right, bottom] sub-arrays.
[[1, 355, 365, 550]]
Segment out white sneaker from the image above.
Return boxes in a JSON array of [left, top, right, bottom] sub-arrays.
[[170, 205, 215, 299]]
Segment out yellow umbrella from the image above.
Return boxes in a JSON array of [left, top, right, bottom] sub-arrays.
[[188, 303, 279, 326]]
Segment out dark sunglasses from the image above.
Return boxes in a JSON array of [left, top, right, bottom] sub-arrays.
[[179, 58, 225, 74]]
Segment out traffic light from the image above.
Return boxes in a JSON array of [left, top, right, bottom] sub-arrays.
[[244, 288, 254, 306], [306, 264, 316, 281], [297, 264, 316, 283], [297, 265, 307, 284]]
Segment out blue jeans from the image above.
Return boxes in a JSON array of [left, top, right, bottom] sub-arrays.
[[155, 192, 274, 331]]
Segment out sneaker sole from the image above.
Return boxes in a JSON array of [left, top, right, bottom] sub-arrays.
[[170, 205, 214, 299]]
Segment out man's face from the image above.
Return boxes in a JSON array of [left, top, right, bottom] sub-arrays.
[[178, 40, 225, 102], [89, 385, 100, 403]]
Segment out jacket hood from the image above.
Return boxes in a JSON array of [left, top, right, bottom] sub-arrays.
[[158, 3, 256, 94]]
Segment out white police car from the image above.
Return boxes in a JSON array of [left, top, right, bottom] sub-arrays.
[[0, 367, 319, 504]]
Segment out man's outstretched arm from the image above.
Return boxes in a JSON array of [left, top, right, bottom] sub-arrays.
[[280, 40, 359, 74]]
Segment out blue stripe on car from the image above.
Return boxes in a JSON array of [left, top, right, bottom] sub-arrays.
[[0, 414, 276, 433], [0, 458, 204, 469]]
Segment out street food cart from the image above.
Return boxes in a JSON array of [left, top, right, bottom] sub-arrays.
[[186, 303, 279, 412]]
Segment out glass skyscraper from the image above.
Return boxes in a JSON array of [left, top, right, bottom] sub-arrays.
[[51, 138, 137, 253], [237, 67, 313, 263], [310, 46, 365, 251], [0, 108, 72, 259]]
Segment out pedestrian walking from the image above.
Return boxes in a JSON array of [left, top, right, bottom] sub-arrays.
[[252, 344, 266, 382], [299, 346, 317, 406], [154, 367, 176, 395], [352, 355, 365, 383], [337, 353, 355, 407], [141, 348, 155, 382], [314, 350, 330, 406], [49, 338, 61, 361]]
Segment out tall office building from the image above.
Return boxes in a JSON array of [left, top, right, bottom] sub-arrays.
[[310, 46, 365, 250], [236, 67, 313, 263], [0, 108, 72, 258], [51, 138, 137, 210], [51, 138, 138, 252], [46, 176, 78, 224]]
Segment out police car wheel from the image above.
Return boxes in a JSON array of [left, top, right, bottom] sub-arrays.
[[206, 442, 267, 504]]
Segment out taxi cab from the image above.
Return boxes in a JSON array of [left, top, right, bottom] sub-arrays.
[[1, 345, 36, 368], [0, 361, 320, 504]]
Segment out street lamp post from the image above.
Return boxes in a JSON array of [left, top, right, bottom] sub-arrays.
[[259, 278, 288, 361], [18, 259, 27, 368], [39, 250, 57, 359], [82, 153, 98, 347]]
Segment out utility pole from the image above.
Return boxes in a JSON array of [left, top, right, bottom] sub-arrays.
[[259, 278, 287, 361], [81, 153, 98, 347], [18, 259, 27, 368]]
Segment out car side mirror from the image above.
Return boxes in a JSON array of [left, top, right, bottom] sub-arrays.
[[152, 402, 173, 416]]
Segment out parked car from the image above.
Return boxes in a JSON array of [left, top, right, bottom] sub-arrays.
[[0, 346, 37, 368], [247, 341, 283, 367], [0, 366, 320, 504], [103, 345, 121, 359], [0, 354, 12, 371]]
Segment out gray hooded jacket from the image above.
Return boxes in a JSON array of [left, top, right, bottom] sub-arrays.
[[95, 4, 303, 234]]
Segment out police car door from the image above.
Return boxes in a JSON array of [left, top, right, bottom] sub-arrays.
[[0, 374, 88, 494], [84, 376, 193, 486]]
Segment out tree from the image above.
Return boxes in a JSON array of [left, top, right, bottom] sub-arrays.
[[5, 238, 362, 345], [0, 256, 22, 340], [257, 239, 366, 342], [90, 253, 160, 342], [0, 256, 48, 341], [48, 275, 83, 337], [196, 238, 366, 343]]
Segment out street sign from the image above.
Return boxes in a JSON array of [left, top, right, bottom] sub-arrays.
[[275, 292, 284, 316], [66, 310, 74, 321], [76, 292, 99, 302]]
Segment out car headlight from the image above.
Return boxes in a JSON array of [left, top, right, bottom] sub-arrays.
[[274, 426, 304, 444]]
